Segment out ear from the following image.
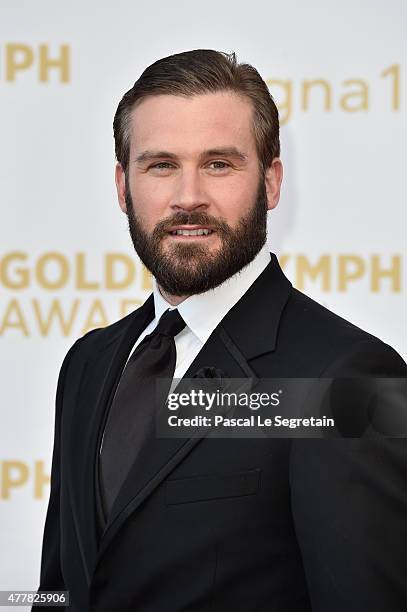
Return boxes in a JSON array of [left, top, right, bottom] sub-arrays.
[[115, 162, 127, 214], [264, 158, 283, 211]]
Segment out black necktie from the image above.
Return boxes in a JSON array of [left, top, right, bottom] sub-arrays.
[[99, 308, 186, 517]]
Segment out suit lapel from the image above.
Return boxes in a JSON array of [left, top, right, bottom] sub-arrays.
[[96, 253, 292, 562], [220, 253, 292, 359], [67, 294, 155, 582]]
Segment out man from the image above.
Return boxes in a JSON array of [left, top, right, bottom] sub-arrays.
[[36, 50, 407, 611]]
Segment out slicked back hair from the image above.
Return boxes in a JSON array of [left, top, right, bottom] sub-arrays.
[[113, 49, 280, 176]]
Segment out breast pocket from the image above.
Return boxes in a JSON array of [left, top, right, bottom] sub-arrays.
[[165, 468, 261, 505]]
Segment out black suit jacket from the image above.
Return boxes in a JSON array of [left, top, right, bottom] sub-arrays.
[[36, 253, 407, 611]]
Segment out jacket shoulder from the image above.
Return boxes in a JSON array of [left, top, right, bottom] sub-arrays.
[[287, 288, 377, 342], [276, 287, 406, 374], [75, 304, 145, 352]]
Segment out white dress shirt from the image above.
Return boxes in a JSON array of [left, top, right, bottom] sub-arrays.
[[124, 244, 271, 379]]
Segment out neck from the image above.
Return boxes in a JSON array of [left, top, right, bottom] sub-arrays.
[[157, 284, 189, 307]]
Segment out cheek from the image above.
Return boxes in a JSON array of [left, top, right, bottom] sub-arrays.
[[131, 180, 171, 229], [213, 182, 257, 223]]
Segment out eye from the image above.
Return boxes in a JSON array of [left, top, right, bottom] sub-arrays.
[[207, 160, 231, 170], [150, 162, 175, 170]]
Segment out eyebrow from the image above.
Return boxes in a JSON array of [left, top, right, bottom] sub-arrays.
[[134, 147, 248, 165]]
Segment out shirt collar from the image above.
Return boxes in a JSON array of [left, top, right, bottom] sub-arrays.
[[152, 243, 271, 343]]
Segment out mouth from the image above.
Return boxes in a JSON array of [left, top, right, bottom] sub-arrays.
[[167, 225, 216, 238]]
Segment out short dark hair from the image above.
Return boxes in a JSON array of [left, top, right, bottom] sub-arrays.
[[113, 49, 280, 175]]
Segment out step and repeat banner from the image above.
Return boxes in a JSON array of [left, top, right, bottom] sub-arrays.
[[1, 0, 406, 599]]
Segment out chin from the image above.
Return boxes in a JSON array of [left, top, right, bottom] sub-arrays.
[[166, 242, 217, 259]]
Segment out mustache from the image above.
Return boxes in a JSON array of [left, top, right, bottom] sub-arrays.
[[152, 211, 231, 238]]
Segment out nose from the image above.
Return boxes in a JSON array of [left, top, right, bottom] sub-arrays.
[[170, 168, 209, 213]]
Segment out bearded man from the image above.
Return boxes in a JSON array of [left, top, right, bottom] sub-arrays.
[[35, 49, 407, 612]]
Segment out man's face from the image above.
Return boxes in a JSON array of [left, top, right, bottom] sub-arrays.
[[116, 91, 282, 297]]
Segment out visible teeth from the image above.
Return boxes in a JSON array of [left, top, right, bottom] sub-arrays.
[[172, 228, 213, 236]]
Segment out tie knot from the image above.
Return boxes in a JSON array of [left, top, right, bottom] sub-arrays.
[[156, 309, 186, 338]]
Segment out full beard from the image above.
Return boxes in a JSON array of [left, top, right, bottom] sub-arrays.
[[125, 178, 268, 297]]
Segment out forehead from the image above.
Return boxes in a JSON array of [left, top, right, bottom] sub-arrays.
[[129, 91, 256, 155]]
